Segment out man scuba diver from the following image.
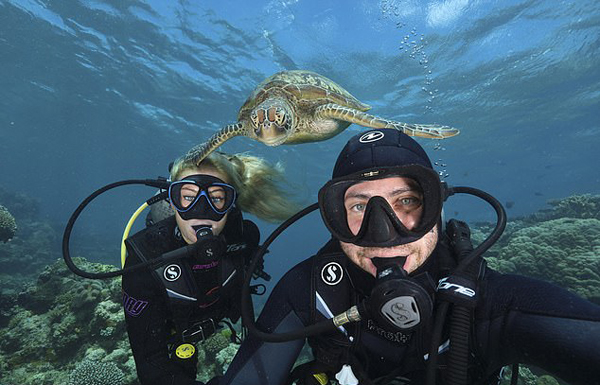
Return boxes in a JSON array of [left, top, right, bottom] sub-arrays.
[[121, 152, 298, 385], [218, 129, 600, 385]]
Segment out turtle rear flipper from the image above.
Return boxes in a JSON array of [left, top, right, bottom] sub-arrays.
[[386, 122, 459, 139], [314, 103, 460, 139], [184, 123, 246, 166]]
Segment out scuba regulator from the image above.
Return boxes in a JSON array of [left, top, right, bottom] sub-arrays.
[[365, 256, 434, 332]]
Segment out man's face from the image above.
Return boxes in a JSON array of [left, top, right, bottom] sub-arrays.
[[339, 176, 439, 276]]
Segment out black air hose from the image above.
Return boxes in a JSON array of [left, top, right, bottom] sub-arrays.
[[446, 306, 471, 384], [425, 186, 506, 385]]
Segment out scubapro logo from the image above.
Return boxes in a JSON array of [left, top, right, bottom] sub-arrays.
[[359, 131, 385, 143], [164, 264, 182, 282], [321, 262, 343, 286]]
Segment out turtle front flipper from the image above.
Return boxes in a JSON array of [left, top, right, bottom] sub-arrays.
[[314, 103, 460, 139], [183, 123, 246, 166]]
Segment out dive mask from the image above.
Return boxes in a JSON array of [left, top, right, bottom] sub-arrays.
[[168, 174, 236, 221], [318, 165, 445, 247]]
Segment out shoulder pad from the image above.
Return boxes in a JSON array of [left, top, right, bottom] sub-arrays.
[[125, 216, 179, 263], [221, 209, 260, 257], [242, 219, 260, 248], [312, 252, 352, 323]]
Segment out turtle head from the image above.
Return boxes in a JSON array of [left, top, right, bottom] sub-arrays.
[[249, 99, 294, 146]]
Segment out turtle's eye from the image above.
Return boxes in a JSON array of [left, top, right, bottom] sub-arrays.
[[274, 107, 286, 126], [250, 111, 261, 135], [251, 111, 259, 127]]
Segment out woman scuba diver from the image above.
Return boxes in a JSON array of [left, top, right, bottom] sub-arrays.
[[121, 152, 298, 385]]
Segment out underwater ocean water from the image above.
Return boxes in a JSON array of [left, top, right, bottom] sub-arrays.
[[0, 0, 599, 384]]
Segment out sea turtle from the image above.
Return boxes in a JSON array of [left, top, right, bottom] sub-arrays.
[[184, 70, 459, 165]]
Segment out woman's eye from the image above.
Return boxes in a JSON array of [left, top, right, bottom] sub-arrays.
[[183, 195, 195, 202]]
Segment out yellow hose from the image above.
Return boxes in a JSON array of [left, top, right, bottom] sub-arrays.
[[121, 202, 149, 267]]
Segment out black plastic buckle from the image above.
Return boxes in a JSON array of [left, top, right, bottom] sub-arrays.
[[181, 318, 217, 343], [250, 284, 266, 295]]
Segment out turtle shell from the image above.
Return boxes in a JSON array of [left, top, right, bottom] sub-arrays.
[[237, 70, 370, 120]]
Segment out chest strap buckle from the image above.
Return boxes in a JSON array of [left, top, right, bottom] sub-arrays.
[[181, 318, 217, 343]]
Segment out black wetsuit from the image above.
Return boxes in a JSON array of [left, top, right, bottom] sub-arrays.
[[122, 210, 259, 385], [221, 239, 600, 385]]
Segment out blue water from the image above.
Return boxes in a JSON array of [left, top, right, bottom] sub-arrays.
[[1, 0, 599, 279]]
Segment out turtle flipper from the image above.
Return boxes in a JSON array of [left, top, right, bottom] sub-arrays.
[[183, 123, 246, 166], [315, 103, 460, 139]]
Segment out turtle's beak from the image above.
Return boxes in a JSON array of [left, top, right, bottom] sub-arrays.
[[252, 104, 292, 146]]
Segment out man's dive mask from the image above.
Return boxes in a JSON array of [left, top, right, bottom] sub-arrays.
[[168, 174, 236, 221], [318, 165, 445, 247]]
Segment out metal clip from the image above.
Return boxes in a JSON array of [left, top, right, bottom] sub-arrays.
[[181, 318, 216, 342]]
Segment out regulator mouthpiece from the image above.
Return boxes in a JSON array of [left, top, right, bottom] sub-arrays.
[[372, 256, 408, 280], [193, 225, 213, 239]]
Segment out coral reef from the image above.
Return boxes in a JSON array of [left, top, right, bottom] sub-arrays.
[[545, 194, 600, 220], [203, 330, 231, 360], [196, 330, 241, 382], [497, 365, 560, 385], [68, 359, 124, 385], [469, 195, 600, 304], [0, 257, 243, 385], [0, 188, 61, 294], [523, 194, 600, 223], [0, 258, 135, 385], [216, 344, 239, 373], [0, 204, 17, 242], [0, 187, 41, 222], [473, 194, 600, 261], [486, 218, 600, 302]]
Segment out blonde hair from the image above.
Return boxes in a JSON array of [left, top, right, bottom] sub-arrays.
[[170, 152, 300, 223]]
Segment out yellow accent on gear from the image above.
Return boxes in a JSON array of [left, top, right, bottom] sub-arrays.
[[312, 372, 328, 385], [121, 202, 149, 268], [175, 343, 196, 359]]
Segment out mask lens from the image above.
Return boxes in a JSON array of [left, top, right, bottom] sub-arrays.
[[175, 183, 200, 210], [343, 180, 424, 236], [207, 185, 228, 211]]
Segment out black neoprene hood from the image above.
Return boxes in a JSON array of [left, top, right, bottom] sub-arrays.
[[332, 129, 433, 179]]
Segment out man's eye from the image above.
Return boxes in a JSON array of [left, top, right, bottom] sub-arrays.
[[211, 196, 224, 203], [350, 203, 366, 212], [398, 197, 421, 208], [183, 195, 195, 202]]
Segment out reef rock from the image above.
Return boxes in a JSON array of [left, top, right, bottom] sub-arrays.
[[0, 204, 17, 242]]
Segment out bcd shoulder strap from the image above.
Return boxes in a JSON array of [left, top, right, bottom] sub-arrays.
[[299, 242, 363, 384]]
